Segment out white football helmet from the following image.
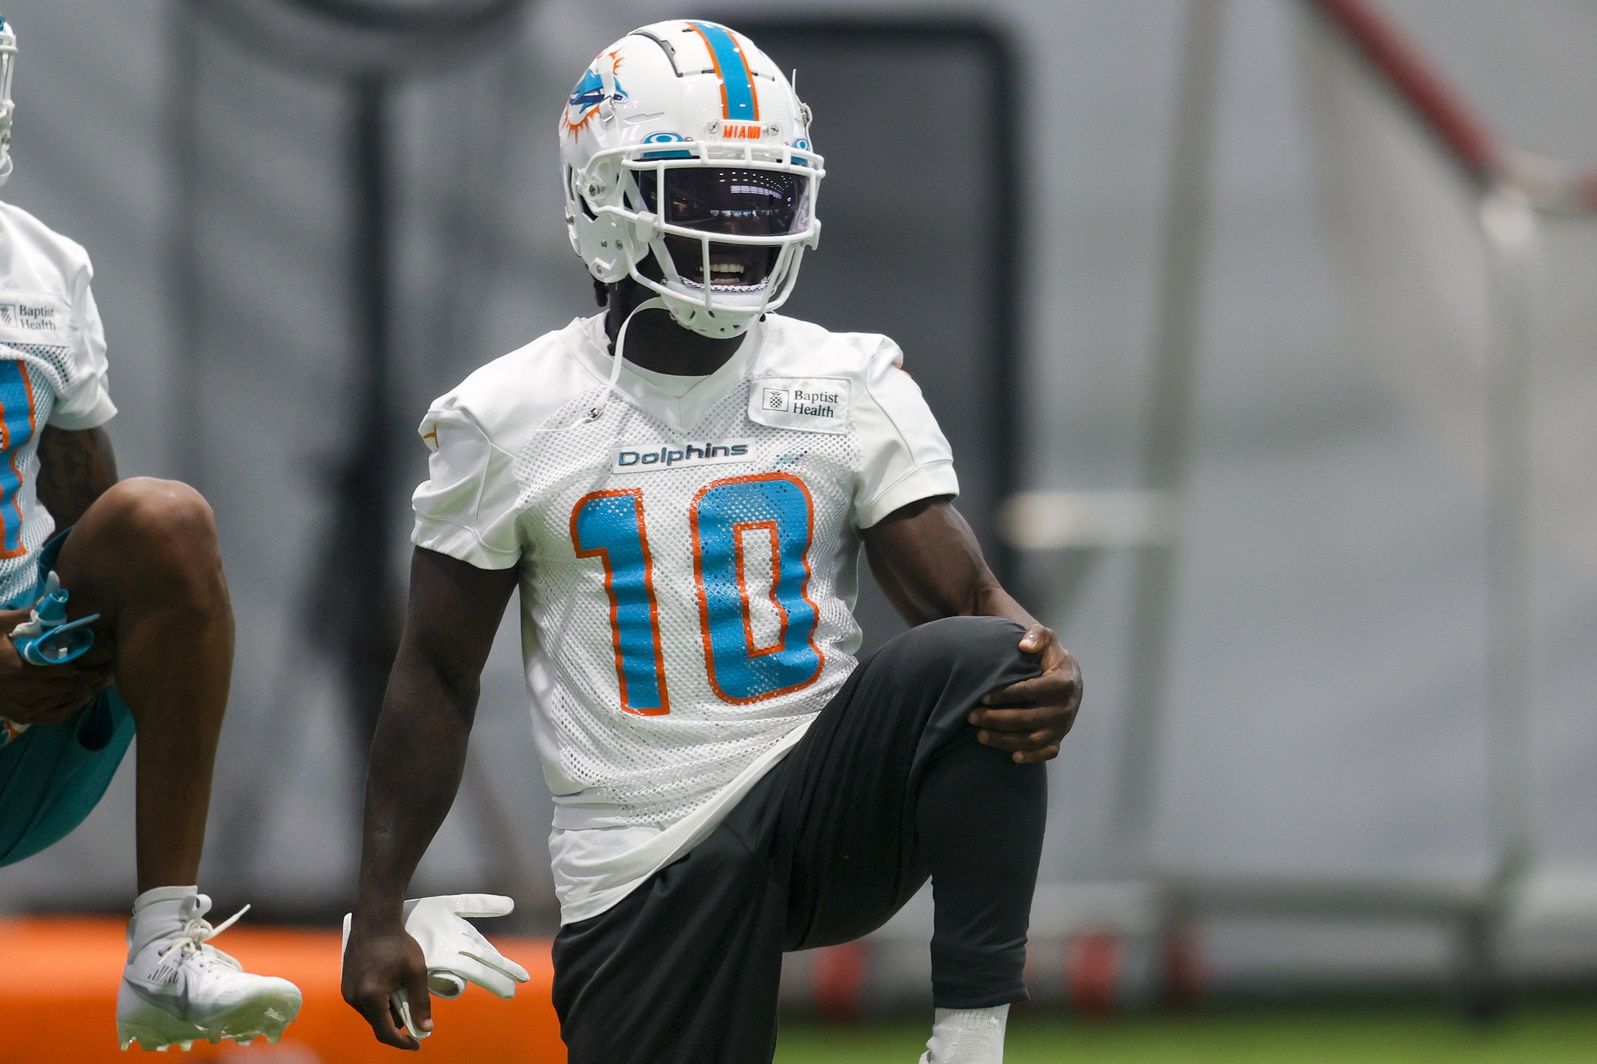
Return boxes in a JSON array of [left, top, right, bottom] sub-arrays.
[[560, 20, 824, 339], [0, 15, 15, 186]]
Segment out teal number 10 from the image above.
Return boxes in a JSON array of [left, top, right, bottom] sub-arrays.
[[571, 472, 823, 715]]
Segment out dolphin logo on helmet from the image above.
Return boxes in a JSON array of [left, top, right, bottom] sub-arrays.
[[562, 52, 629, 138], [567, 68, 628, 111]]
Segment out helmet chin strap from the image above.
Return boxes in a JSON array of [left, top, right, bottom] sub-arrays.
[[585, 295, 667, 422]]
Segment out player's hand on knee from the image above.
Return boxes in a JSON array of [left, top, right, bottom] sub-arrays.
[[968, 623, 1083, 764], [341, 919, 432, 1050], [0, 611, 111, 725]]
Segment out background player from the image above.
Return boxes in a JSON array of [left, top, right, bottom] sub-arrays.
[[343, 20, 1081, 1063], [0, 14, 301, 1051]]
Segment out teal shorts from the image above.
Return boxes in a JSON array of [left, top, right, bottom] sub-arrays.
[[0, 530, 135, 868]]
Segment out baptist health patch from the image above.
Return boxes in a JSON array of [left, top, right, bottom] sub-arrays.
[[748, 376, 849, 434], [0, 294, 70, 346]]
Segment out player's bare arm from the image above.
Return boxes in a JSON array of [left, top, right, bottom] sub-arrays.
[[35, 424, 118, 528], [343, 546, 517, 1050], [863, 495, 1083, 764]]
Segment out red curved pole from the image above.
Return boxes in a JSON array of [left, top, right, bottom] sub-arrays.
[[1308, 0, 1597, 213], [1308, 0, 1499, 180]]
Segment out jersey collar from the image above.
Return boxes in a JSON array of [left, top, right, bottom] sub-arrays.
[[573, 312, 764, 433]]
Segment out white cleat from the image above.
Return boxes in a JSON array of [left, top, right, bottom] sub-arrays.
[[116, 894, 302, 1052]]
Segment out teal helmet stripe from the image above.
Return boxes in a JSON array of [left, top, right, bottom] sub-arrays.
[[690, 21, 758, 121]]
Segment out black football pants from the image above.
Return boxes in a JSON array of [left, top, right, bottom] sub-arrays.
[[551, 616, 1049, 1064]]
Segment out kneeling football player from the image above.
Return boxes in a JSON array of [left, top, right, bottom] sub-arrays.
[[343, 19, 1080, 1064]]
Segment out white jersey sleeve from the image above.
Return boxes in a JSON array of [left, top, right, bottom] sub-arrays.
[[851, 337, 959, 527], [411, 398, 524, 569], [47, 262, 116, 430], [0, 201, 117, 430]]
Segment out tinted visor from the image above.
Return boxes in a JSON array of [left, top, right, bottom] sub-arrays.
[[638, 168, 805, 237]]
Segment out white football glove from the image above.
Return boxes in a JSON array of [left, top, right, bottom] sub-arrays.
[[342, 893, 530, 1040]]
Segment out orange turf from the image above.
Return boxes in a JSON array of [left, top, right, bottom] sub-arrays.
[[0, 917, 564, 1063]]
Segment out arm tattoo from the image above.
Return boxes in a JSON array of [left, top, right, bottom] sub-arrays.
[[36, 426, 119, 529]]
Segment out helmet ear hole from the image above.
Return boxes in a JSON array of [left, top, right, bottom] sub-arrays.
[[567, 166, 597, 221]]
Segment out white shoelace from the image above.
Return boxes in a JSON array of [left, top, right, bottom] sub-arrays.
[[154, 903, 250, 971]]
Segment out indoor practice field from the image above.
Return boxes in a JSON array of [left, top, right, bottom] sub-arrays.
[[4, 0, 1597, 1062]]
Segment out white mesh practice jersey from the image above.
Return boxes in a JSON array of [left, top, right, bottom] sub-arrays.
[[0, 200, 118, 605], [412, 312, 958, 922]]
